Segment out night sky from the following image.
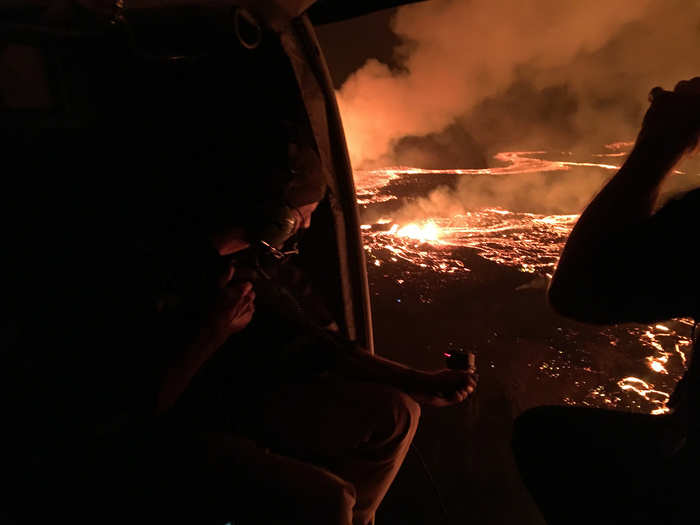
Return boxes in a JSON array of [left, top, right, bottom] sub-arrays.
[[315, 8, 402, 87]]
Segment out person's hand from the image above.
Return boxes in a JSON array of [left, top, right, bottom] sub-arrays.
[[408, 369, 478, 407], [639, 77, 700, 156], [204, 264, 256, 347]]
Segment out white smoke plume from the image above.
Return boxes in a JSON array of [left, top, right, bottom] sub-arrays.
[[391, 169, 610, 222], [337, 0, 700, 169]]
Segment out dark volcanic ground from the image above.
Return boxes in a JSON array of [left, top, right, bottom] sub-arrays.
[[372, 252, 547, 525], [370, 248, 688, 525]]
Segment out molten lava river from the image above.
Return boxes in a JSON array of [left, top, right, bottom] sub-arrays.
[[356, 145, 697, 414]]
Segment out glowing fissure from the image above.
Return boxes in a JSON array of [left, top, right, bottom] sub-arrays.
[[355, 150, 618, 199], [362, 210, 577, 277]]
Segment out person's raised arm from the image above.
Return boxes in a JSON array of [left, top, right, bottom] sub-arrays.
[[548, 78, 700, 324]]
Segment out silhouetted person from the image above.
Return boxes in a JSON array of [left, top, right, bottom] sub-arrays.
[[3, 139, 478, 525], [512, 78, 700, 525], [1, 6, 477, 525], [163, 141, 480, 525]]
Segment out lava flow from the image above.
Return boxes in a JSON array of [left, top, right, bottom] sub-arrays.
[[363, 210, 578, 276], [358, 146, 696, 414]]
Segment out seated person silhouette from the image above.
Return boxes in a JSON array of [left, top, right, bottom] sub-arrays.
[[159, 131, 479, 525], [2, 126, 477, 525], [0, 9, 477, 521], [512, 78, 700, 525]]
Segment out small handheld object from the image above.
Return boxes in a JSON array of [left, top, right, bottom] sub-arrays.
[[444, 351, 476, 371], [258, 205, 301, 251]]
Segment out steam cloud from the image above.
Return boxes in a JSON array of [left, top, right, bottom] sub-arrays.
[[391, 169, 610, 223], [337, 0, 700, 169]]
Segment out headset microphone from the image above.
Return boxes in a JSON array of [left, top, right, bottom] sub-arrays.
[[256, 205, 301, 248]]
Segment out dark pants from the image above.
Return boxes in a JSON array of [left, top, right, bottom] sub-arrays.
[[169, 373, 420, 525], [10, 376, 419, 525], [7, 373, 418, 525], [512, 406, 697, 525]]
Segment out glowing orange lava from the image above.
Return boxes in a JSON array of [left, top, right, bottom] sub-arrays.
[[394, 221, 442, 242], [354, 149, 623, 205], [363, 210, 577, 275]]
